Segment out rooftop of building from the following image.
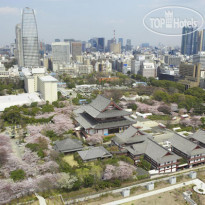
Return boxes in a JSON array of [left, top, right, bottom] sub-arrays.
[[78, 146, 112, 161], [169, 133, 205, 156], [75, 95, 132, 120], [39, 75, 58, 82], [54, 138, 83, 153], [0, 93, 42, 112], [189, 129, 205, 144], [113, 126, 153, 145], [126, 138, 180, 164], [52, 42, 70, 45], [31, 67, 46, 74]]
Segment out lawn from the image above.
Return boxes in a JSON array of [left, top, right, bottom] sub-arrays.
[[76, 162, 103, 180], [147, 115, 171, 121], [63, 154, 78, 167]]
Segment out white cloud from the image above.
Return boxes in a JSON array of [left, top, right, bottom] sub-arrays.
[[0, 7, 20, 15]]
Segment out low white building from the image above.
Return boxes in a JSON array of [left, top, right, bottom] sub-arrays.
[[38, 76, 58, 103], [141, 62, 156, 78], [24, 67, 58, 103]]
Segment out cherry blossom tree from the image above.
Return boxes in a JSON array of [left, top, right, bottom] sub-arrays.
[[136, 101, 164, 115], [86, 133, 103, 145], [57, 172, 78, 190], [103, 161, 135, 180], [38, 161, 59, 174], [180, 116, 202, 128]]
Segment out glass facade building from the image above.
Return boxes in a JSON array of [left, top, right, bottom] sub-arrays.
[[22, 7, 40, 67], [181, 26, 199, 56]]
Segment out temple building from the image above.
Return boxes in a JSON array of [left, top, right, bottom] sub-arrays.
[[74, 95, 135, 136]]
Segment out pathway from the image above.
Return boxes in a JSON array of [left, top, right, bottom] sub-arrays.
[[102, 179, 205, 205]]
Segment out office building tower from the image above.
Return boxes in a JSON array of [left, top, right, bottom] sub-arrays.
[[15, 23, 24, 67], [181, 26, 193, 55], [197, 30, 203, 52], [118, 38, 123, 48], [52, 42, 70, 71], [179, 62, 201, 88], [107, 39, 116, 52], [110, 43, 121, 54], [107, 40, 112, 52], [97, 38, 105, 52], [55, 39, 60, 42], [201, 29, 205, 51], [89, 38, 98, 50], [181, 26, 201, 55], [193, 30, 200, 55], [22, 7, 40, 67], [82, 41, 86, 52], [131, 60, 140, 74], [71, 42, 82, 61], [126, 39, 132, 51]]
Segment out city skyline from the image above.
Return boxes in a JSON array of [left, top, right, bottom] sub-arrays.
[[1, 0, 205, 47]]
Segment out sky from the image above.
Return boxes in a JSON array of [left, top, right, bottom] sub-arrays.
[[0, 0, 205, 47]]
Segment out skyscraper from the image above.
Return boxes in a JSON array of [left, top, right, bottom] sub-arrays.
[[71, 42, 82, 61], [52, 42, 70, 71], [22, 7, 40, 67], [181, 26, 200, 56], [118, 38, 123, 48], [97, 38, 105, 52], [201, 29, 205, 51], [126, 39, 132, 51], [15, 23, 24, 67]]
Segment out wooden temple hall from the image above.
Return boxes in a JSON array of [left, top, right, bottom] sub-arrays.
[[74, 95, 135, 136]]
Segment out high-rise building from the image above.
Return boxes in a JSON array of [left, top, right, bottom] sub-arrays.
[[15, 23, 24, 67], [181, 26, 201, 56], [82, 41, 87, 52], [131, 60, 140, 75], [193, 30, 200, 55], [71, 42, 82, 61], [118, 38, 123, 48], [107, 38, 115, 52], [179, 62, 201, 88], [22, 7, 40, 67], [110, 43, 121, 54], [97, 38, 105, 52], [201, 29, 205, 51], [89, 38, 98, 51], [126, 39, 132, 51], [52, 42, 70, 71], [181, 26, 193, 55]]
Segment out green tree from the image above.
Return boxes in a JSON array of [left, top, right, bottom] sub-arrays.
[[138, 156, 151, 171], [10, 169, 26, 181], [83, 175, 95, 187]]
